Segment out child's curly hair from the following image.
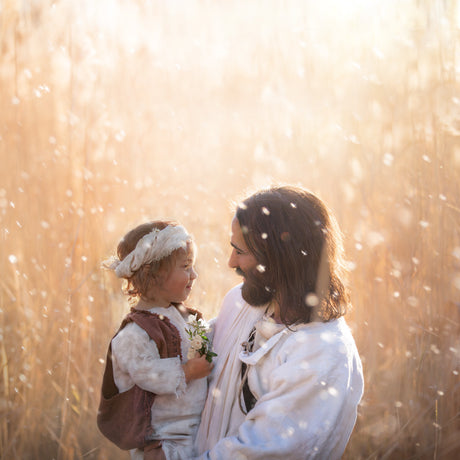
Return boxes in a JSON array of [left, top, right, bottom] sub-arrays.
[[117, 220, 186, 299]]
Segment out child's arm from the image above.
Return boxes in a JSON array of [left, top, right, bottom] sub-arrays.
[[111, 322, 186, 397]]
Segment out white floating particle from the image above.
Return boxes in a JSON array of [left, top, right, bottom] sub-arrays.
[[407, 296, 419, 307], [298, 420, 308, 429], [261, 233, 268, 239], [395, 401, 403, 408], [328, 387, 338, 397], [348, 134, 360, 144], [422, 155, 431, 163], [41, 220, 50, 229], [261, 207, 270, 215], [8, 255, 17, 264], [383, 153, 394, 166], [305, 293, 319, 307], [430, 344, 440, 354], [419, 220, 429, 228], [373, 47, 385, 59], [256, 264, 266, 273], [367, 231, 385, 247], [452, 248, 460, 260]]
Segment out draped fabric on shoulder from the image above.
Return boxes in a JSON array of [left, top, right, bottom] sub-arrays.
[[195, 285, 265, 453], [97, 309, 182, 458]]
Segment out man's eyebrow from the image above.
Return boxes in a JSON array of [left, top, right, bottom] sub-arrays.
[[230, 242, 245, 252]]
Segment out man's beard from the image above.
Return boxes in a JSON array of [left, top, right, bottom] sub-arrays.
[[237, 267, 273, 306]]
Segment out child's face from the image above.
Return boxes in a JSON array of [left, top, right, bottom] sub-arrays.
[[154, 248, 197, 306]]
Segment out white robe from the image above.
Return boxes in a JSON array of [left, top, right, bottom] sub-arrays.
[[195, 285, 364, 460], [194, 284, 265, 453], [111, 304, 208, 460]]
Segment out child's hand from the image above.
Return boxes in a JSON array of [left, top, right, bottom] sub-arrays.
[[182, 355, 213, 383]]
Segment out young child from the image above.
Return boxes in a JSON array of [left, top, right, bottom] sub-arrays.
[[98, 221, 214, 460]]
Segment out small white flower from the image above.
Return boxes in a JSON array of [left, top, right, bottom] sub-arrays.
[[191, 335, 203, 349]]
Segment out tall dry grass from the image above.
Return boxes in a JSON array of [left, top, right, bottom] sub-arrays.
[[0, 0, 459, 458]]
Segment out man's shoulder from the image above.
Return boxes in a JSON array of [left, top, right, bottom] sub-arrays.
[[284, 317, 359, 362], [222, 283, 243, 304]]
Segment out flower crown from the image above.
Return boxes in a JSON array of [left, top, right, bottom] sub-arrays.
[[103, 225, 192, 278]]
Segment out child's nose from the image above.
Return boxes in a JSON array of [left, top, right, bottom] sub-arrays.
[[191, 267, 198, 280]]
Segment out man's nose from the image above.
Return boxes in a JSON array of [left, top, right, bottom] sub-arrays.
[[228, 249, 237, 268]]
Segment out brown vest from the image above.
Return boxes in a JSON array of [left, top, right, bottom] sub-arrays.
[[97, 307, 202, 459]]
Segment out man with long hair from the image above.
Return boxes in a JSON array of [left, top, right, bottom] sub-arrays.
[[195, 185, 364, 459]]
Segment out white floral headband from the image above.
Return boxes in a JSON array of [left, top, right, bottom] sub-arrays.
[[103, 225, 192, 278]]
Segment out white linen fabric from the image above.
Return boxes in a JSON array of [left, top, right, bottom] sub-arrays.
[[194, 284, 265, 453], [195, 285, 364, 460], [111, 304, 207, 460]]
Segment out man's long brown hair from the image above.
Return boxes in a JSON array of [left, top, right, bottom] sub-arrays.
[[236, 185, 349, 325]]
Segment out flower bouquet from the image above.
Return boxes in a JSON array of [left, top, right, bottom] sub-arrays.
[[186, 316, 217, 363]]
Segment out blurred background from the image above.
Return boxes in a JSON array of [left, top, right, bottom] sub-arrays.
[[1, 0, 460, 458]]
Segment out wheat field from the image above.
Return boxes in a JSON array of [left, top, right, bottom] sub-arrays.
[[1, 0, 460, 459]]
